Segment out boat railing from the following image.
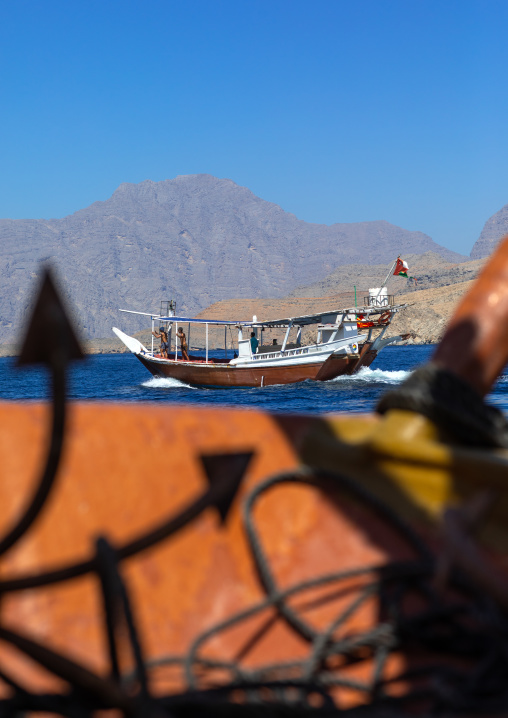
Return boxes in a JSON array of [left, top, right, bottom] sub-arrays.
[[363, 295, 395, 307], [142, 350, 219, 364], [253, 343, 327, 361]]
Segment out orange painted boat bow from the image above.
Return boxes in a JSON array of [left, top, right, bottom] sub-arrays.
[[3, 241, 508, 713]]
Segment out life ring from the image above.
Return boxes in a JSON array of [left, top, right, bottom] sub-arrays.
[[378, 311, 391, 325]]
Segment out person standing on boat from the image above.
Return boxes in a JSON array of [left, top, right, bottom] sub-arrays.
[[250, 331, 259, 354], [177, 328, 189, 361], [152, 326, 168, 358]]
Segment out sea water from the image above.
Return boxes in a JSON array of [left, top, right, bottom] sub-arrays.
[[2, 345, 508, 415]]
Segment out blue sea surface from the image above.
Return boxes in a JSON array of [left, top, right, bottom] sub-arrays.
[[2, 345, 508, 415]]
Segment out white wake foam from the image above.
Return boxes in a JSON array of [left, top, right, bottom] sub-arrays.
[[141, 376, 196, 390], [331, 367, 411, 385]]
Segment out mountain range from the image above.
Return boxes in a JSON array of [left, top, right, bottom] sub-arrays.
[[0, 173, 504, 345]]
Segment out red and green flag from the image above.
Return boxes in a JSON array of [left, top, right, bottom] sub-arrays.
[[393, 257, 417, 284], [393, 257, 409, 278]]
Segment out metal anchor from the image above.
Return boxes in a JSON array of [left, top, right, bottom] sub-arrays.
[[0, 266, 84, 559]]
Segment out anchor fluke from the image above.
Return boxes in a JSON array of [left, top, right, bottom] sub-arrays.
[[17, 265, 85, 367], [201, 452, 253, 523]]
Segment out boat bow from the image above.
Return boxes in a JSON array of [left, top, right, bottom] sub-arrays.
[[112, 327, 148, 355]]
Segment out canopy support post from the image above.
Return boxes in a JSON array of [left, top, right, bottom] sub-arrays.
[[281, 320, 293, 353], [206, 323, 209, 363]]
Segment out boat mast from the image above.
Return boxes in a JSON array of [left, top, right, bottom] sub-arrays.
[[375, 259, 398, 301]]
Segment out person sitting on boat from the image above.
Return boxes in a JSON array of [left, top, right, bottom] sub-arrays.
[[250, 331, 259, 354], [177, 328, 189, 361], [152, 326, 168, 358]]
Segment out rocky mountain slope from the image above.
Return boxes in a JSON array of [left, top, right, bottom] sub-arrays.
[[0, 174, 466, 344], [385, 281, 474, 344], [471, 203, 508, 259], [287, 252, 485, 298]]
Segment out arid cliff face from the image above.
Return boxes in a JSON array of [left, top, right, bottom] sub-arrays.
[[0, 175, 466, 345], [385, 280, 475, 344]]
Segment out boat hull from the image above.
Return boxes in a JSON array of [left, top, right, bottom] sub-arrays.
[[137, 344, 378, 387]]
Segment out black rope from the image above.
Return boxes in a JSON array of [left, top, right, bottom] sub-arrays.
[[242, 468, 433, 644], [377, 363, 508, 448], [165, 468, 508, 715]]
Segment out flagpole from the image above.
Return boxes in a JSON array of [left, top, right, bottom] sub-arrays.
[[376, 258, 398, 299]]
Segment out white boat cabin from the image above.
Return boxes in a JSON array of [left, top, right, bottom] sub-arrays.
[[116, 297, 404, 366]]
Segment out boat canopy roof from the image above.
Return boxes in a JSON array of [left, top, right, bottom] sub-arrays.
[[120, 303, 406, 328], [253, 305, 405, 328], [119, 309, 253, 326]]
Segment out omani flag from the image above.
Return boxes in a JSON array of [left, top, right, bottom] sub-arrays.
[[393, 257, 409, 278]]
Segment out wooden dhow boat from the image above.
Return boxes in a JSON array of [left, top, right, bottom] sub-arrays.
[[113, 296, 408, 388]]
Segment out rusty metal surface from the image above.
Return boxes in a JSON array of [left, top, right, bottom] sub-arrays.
[[0, 404, 380, 682]]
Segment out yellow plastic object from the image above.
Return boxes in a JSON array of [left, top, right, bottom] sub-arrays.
[[298, 408, 508, 551]]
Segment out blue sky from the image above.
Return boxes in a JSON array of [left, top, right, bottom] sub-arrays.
[[1, 0, 508, 255]]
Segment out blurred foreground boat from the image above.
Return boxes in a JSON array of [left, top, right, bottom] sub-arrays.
[[3, 243, 508, 715]]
